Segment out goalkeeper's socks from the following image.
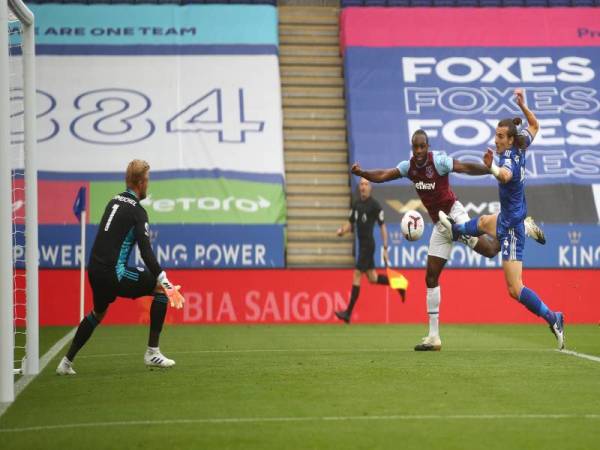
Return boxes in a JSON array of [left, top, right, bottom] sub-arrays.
[[148, 293, 168, 348], [518, 286, 557, 325], [376, 274, 389, 285], [346, 285, 360, 316], [456, 217, 483, 237], [66, 312, 100, 361]]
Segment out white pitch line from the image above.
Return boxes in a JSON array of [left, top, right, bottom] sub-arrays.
[[0, 328, 76, 418], [76, 347, 552, 359], [558, 349, 600, 364], [2, 413, 600, 433]]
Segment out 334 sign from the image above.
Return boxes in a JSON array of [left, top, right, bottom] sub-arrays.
[[9, 87, 265, 145]]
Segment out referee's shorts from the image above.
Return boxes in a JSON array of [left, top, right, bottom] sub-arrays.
[[355, 242, 375, 272], [88, 266, 157, 314]]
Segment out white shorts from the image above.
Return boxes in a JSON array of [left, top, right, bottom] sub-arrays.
[[428, 200, 478, 260]]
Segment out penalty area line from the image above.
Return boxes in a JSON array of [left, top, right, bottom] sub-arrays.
[[1, 413, 600, 433], [558, 349, 600, 364]]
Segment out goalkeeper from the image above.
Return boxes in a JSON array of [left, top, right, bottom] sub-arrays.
[[57, 159, 184, 375]]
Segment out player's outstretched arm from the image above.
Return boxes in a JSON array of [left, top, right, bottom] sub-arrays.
[[351, 162, 401, 183], [452, 159, 490, 176], [484, 148, 512, 184], [515, 88, 539, 139]]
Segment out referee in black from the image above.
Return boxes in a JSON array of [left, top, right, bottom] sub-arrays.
[[57, 159, 182, 375], [335, 177, 398, 324]]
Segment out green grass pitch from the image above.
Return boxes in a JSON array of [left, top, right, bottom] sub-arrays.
[[1, 324, 599, 450]]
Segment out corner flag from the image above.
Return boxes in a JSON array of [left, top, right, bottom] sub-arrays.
[[73, 186, 87, 320], [73, 187, 86, 222]]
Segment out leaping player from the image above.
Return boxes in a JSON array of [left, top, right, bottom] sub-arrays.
[[351, 128, 546, 351], [439, 88, 564, 349]]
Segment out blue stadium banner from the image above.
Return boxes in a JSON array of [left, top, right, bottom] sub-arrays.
[[346, 47, 600, 187], [14, 224, 285, 269], [373, 224, 600, 269]]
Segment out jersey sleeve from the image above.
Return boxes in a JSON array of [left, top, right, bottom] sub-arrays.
[[134, 207, 162, 278], [348, 202, 356, 224], [396, 160, 410, 177], [376, 203, 385, 226], [519, 129, 533, 148], [498, 154, 515, 175], [433, 152, 454, 176]]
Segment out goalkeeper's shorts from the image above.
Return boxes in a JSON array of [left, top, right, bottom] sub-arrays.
[[89, 266, 156, 313]]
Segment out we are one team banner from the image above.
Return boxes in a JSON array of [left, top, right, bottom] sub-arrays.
[[341, 7, 600, 269], [14, 4, 285, 268]]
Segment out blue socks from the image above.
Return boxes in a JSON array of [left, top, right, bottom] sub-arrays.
[[518, 286, 557, 325], [455, 217, 483, 237]]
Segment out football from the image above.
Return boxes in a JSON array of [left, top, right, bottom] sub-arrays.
[[401, 210, 425, 241]]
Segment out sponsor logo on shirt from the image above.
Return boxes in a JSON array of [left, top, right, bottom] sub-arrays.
[[414, 181, 436, 190]]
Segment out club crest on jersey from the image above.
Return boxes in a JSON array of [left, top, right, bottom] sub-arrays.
[[425, 165, 434, 179]]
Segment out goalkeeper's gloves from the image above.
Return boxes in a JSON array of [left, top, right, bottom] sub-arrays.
[[157, 271, 185, 309]]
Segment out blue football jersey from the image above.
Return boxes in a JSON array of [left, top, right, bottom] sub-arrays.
[[497, 129, 533, 228]]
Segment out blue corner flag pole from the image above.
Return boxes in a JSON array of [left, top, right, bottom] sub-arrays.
[[73, 187, 86, 320]]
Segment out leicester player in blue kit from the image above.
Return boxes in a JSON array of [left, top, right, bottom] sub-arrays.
[[439, 89, 565, 349]]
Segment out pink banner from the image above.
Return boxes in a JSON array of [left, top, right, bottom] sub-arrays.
[[340, 8, 600, 52], [30, 269, 598, 326]]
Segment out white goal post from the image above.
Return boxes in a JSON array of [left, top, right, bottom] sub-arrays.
[[1, 0, 37, 404]]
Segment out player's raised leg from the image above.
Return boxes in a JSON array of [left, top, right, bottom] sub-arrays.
[[524, 216, 546, 245], [503, 260, 564, 349]]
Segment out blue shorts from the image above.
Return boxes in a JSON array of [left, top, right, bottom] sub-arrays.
[[496, 214, 525, 262]]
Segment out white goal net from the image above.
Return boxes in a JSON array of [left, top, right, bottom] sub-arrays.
[[1, 0, 37, 404]]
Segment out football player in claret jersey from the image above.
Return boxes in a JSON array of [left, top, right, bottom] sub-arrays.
[[56, 160, 185, 375], [334, 178, 404, 324], [351, 128, 546, 351], [440, 89, 564, 349]]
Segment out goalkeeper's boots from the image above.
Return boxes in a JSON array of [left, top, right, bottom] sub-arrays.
[[524, 216, 546, 245], [550, 312, 565, 350], [334, 310, 351, 324], [414, 335, 442, 352], [144, 348, 176, 368], [438, 211, 459, 241], [56, 356, 76, 375]]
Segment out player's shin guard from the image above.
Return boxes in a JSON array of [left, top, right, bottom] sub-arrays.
[[427, 286, 441, 337], [66, 312, 100, 361], [457, 217, 483, 237], [518, 286, 557, 326], [376, 275, 389, 285], [148, 293, 168, 348]]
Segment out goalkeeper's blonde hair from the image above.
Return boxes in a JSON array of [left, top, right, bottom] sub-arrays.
[[126, 159, 150, 189]]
